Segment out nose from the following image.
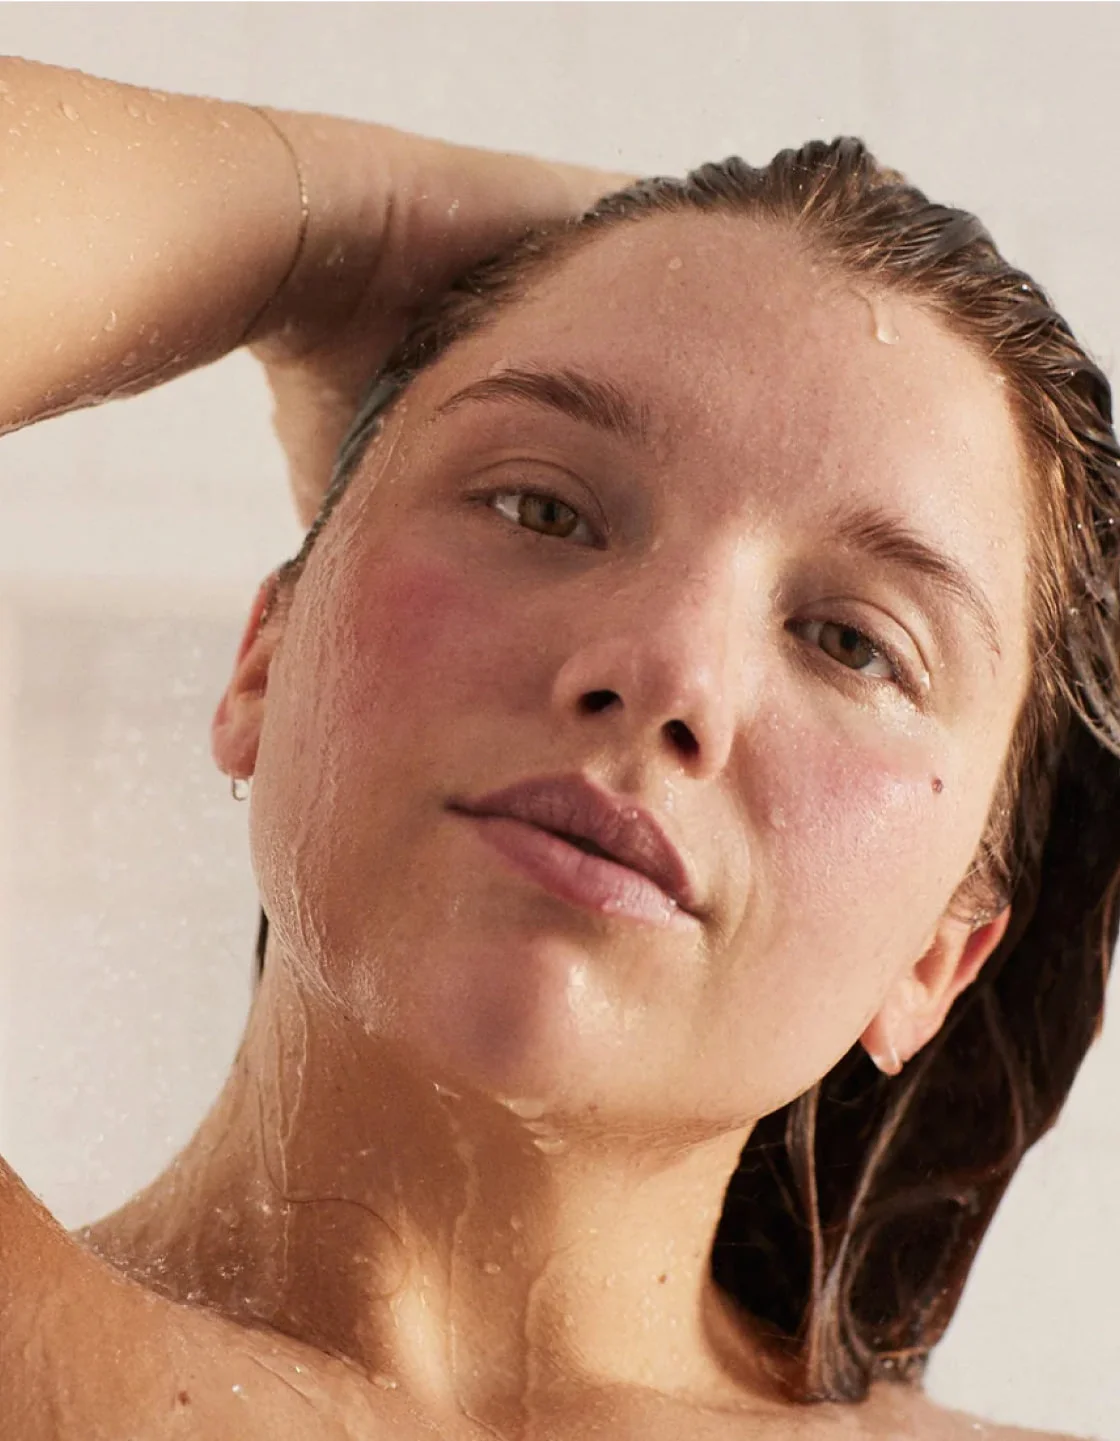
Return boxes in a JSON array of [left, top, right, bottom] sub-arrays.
[[550, 560, 748, 780]]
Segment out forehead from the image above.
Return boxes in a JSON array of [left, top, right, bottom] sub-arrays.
[[429, 215, 1024, 494]]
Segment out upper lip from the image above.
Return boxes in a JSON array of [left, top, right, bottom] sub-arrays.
[[451, 772, 701, 916]]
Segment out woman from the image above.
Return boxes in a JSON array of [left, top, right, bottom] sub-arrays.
[[1, 58, 1115, 1441]]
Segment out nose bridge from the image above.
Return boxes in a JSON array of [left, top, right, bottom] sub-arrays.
[[552, 539, 753, 775]]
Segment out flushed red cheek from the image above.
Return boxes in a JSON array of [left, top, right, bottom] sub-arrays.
[[339, 551, 519, 720]]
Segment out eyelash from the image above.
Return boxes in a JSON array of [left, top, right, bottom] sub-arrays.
[[481, 486, 923, 701]]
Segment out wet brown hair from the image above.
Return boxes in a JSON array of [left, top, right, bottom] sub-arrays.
[[252, 139, 1120, 1401]]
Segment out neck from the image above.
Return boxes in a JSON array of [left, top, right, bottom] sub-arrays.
[[85, 951, 787, 1429]]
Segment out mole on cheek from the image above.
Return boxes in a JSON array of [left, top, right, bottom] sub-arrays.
[[931, 776, 945, 794]]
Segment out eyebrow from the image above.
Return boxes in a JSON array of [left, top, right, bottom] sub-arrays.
[[433, 366, 652, 449], [828, 502, 1003, 658]]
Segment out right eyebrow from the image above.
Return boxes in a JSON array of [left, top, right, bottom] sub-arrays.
[[829, 500, 1004, 660], [432, 365, 653, 449]]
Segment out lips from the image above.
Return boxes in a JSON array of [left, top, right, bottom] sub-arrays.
[[450, 773, 700, 916]]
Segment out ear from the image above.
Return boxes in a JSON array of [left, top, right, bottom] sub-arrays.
[[210, 575, 284, 783], [860, 906, 1012, 1075]]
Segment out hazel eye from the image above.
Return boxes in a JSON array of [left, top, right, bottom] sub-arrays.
[[490, 490, 597, 545], [799, 619, 897, 682]]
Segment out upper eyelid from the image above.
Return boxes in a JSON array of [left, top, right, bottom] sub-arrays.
[[791, 617, 928, 703]]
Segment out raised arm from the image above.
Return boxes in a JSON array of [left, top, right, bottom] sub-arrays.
[[0, 58, 625, 1435], [0, 56, 625, 518]]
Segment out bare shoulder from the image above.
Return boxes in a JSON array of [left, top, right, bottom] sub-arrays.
[[1, 1165, 404, 1441], [875, 1384, 1102, 1441]]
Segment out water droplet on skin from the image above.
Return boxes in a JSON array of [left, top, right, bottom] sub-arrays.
[[667, 256, 683, 271], [483, 1261, 502, 1275], [532, 1135, 567, 1155], [502, 1096, 546, 1119], [871, 296, 900, 345], [447, 198, 460, 218], [126, 103, 142, 119], [372, 1373, 399, 1390], [432, 1081, 461, 1099], [103, 309, 117, 333], [231, 1383, 245, 1396], [60, 102, 80, 122], [510, 1216, 523, 1232]]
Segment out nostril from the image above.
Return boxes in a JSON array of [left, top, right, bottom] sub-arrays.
[[580, 690, 619, 716], [666, 719, 698, 757]]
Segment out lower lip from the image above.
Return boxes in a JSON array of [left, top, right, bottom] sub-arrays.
[[457, 813, 696, 930]]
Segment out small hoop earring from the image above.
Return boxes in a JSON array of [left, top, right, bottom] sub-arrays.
[[231, 776, 251, 802]]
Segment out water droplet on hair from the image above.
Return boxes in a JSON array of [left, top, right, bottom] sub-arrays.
[[60, 102, 80, 122]]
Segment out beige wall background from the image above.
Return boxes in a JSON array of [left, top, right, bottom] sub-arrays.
[[0, 3, 1117, 1435]]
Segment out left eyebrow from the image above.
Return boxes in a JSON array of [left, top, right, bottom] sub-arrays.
[[828, 501, 1004, 659], [432, 366, 652, 449]]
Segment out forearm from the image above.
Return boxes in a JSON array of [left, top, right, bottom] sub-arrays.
[[0, 58, 386, 434]]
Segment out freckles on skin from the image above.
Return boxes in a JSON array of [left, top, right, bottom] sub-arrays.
[[343, 551, 491, 715], [751, 699, 972, 974], [698, 704, 979, 1109]]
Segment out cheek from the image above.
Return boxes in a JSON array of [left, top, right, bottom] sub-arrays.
[[339, 549, 505, 725], [753, 701, 975, 958]]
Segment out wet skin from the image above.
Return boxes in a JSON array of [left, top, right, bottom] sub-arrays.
[[85, 214, 1036, 1438]]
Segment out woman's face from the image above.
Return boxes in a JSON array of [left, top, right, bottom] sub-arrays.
[[235, 215, 1031, 1127]]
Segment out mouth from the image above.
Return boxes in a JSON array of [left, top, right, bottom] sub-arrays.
[[453, 811, 699, 931], [549, 829, 615, 861]]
